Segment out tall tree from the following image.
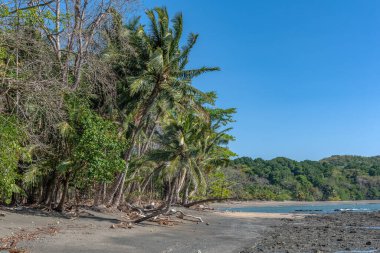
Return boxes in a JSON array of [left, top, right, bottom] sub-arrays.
[[105, 7, 219, 207]]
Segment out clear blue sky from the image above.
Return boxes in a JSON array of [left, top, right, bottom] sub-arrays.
[[136, 0, 380, 161]]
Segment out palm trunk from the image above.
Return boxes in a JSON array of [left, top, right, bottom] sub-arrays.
[[105, 172, 124, 206], [106, 83, 161, 207], [182, 176, 191, 205], [111, 171, 127, 207], [174, 169, 187, 203]]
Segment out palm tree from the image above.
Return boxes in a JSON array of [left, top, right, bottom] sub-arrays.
[[142, 104, 236, 207], [105, 7, 219, 207]]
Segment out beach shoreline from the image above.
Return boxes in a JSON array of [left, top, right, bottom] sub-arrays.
[[0, 200, 379, 253], [211, 199, 380, 208]]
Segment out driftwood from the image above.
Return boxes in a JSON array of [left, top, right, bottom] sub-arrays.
[[183, 198, 235, 208], [133, 205, 204, 224], [110, 222, 134, 229], [171, 210, 203, 223], [133, 208, 169, 224]]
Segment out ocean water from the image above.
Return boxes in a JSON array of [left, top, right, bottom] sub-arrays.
[[221, 202, 380, 214]]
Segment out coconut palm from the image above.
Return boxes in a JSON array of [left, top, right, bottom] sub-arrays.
[[105, 7, 219, 206], [142, 103, 236, 205]]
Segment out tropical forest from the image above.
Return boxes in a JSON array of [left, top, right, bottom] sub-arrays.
[[1, 1, 380, 216]]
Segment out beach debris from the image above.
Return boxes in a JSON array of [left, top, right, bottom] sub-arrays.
[[0, 226, 59, 251], [153, 217, 181, 226], [167, 210, 203, 223], [8, 249, 27, 253], [0, 213, 5, 217], [110, 222, 134, 229], [128, 211, 145, 220], [144, 202, 156, 210]]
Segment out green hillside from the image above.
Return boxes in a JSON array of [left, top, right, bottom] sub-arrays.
[[227, 155, 380, 201]]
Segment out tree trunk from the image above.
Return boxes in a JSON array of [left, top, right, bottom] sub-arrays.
[[102, 183, 106, 202], [182, 177, 191, 205], [40, 172, 56, 205], [93, 183, 102, 206], [104, 172, 124, 206], [55, 177, 69, 212], [174, 169, 187, 204], [111, 172, 127, 207], [106, 83, 161, 207]]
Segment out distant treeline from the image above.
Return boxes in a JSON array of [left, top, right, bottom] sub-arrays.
[[225, 155, 380, 201]]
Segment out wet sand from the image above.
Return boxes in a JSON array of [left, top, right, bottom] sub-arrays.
[[241, 211, 380, 253]]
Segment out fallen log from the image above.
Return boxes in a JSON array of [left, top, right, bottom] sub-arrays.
[[172, 210, 203, 223], [183, 198, 236, 208], [133, 204, 171, 224]]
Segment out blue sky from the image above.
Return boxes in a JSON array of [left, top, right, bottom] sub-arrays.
[[136, 1, 380, 161]]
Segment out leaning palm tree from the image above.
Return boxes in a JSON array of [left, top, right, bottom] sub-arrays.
[[105, 7, 219, 207]]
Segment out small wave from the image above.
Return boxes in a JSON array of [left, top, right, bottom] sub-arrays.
[[364, 226, 380, 230], [335, 250, 377, 253], [334, 208, 370, 212]]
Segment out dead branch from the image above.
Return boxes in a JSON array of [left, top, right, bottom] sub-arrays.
[[8, 1, 55, 14], [133, 205, 170, 224]]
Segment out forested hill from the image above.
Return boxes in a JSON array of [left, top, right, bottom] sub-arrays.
[[228, 155, 380, 201]]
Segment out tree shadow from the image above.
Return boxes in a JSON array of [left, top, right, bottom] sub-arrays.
[[0, 205, 122, 224]]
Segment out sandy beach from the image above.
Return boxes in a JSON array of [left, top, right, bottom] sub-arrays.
[[0, 201, 379, 253], [0, 205, 276, 253]]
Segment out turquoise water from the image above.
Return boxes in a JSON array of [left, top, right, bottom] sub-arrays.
[[222, 202, 380, 214]]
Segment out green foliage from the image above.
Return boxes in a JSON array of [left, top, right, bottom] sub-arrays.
[[0, 115, 26, 203], [231, 156, 380, 201], [59, 97, 126, 187], [207, 171, 232, 198]]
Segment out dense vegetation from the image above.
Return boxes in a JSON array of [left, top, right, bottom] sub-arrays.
[[0, 1, 236, 213], [228, 155, 380, 201], [0, 1, 378, 216]]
